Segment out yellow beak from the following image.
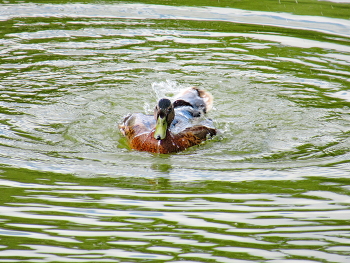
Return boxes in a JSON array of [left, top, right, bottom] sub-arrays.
[[154, 116, 167, 140]]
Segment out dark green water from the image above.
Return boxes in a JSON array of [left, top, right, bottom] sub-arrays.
[[0, 0, 350, 262]]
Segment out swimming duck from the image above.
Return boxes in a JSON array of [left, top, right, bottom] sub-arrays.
[[119, 87, 217, 154]]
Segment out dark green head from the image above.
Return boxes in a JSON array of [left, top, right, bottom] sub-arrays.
[[153, 98, 174, 140]]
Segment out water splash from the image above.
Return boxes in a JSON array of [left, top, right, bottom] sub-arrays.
[[157, 140, 161, 154], [170, 133, 180, 150], [151, 80, 184, 100]]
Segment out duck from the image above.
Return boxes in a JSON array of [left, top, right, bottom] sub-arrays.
[[119, 87, 217, 154]]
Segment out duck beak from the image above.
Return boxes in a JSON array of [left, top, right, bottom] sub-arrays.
[[154, 115, 167, 140]]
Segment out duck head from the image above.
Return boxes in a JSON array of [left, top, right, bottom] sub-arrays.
[[154, 98, 174, 140]]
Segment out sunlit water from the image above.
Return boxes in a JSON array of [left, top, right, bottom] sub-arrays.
[[0, 1, 350, 262]]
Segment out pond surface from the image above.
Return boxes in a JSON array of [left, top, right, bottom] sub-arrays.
[[0, 0, 350, 262]]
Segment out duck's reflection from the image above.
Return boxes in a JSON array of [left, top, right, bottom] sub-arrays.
[[150, 154, 172, 174], [151, 162, 172, 173]]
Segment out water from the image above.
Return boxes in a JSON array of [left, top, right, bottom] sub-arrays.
[[1, 0, 350, 262]]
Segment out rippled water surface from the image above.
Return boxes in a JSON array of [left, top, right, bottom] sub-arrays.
[[1, 0, 350, 262]]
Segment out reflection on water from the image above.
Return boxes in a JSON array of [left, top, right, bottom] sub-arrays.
[[1, 168, 350, 262], [0, 1, 350, 262]]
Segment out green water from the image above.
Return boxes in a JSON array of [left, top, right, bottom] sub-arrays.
[[0, 0, 350, 262]]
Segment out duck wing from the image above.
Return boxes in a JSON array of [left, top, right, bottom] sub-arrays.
[[169, 87, 216, 135], [177, 125, 217, 143]]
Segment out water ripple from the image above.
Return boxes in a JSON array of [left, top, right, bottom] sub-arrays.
[[0, 2, 350, 261], [1, 4, 349, 37]]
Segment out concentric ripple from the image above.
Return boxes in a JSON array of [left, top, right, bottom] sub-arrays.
[[0, 1, 350, 262]]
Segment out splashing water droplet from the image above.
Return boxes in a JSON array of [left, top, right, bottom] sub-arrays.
[[157, 140, 161, 154]]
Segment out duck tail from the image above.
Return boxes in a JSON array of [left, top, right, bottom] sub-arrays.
[[194, 87, 213, 112], [175, 87, 214, 112]]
